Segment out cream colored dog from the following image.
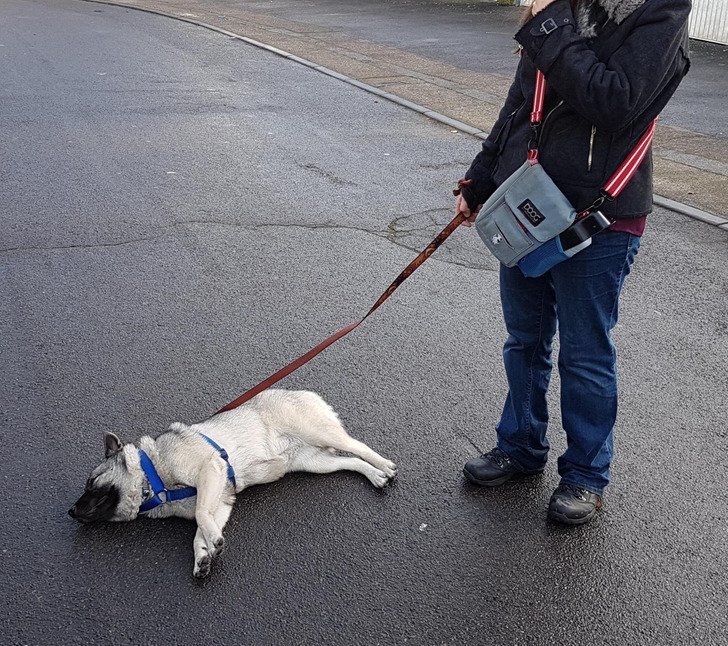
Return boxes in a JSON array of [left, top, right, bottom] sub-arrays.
[[69, 389, 397, 577]]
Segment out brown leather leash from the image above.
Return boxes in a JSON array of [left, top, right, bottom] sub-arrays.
[[215, 208, 469, 415]]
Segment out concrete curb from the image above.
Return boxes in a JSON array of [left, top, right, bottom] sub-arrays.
[[83, 0, 728, 231]]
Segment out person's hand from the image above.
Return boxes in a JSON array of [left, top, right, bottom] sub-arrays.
[[531, 0, 560, 16], [456, 193, 481, 228]]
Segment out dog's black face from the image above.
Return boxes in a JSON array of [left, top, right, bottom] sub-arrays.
[[69, 477, 121, 523], [69, 431, 129, 523]]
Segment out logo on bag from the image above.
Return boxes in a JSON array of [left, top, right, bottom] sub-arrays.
[[491, 233, 502, 245], [518, 199, 545, 226]]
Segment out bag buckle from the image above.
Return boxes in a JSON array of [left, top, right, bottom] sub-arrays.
[[581, 190, 614, 217], [527, 124, 541, 163], [527, 124, 540, 151]]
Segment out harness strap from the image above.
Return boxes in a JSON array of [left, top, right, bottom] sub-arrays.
[[200, 434, 237, 488], [138, 435, 236, 513], [138, 449, 197, 513]]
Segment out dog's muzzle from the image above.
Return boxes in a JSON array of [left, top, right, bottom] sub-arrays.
[[68, 505, 91, 523]]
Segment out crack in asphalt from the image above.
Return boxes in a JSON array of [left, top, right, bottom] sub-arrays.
[[295, 162, 358, 187], [386, 209, 444, 241], [461, 432, 483, 454], [0, 216, 492, 270], [183, 218, 491, 270], [417, 160, 471, 170], [0, 234, 167, 254]]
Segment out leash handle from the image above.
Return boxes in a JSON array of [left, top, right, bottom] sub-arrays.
[[214, 211, 467, 415]]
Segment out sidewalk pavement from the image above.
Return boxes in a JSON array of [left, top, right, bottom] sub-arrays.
[[89, 0, 728, 220]]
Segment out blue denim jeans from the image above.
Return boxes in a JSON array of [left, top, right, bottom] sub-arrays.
[[496, 232, 641, 494]]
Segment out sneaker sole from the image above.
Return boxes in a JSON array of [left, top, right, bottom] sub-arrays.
[[462, 466, 544, 488], [547, 507, 599, 526]]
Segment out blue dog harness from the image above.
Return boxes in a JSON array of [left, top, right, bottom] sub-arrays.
[[138, 434, 236, 513]]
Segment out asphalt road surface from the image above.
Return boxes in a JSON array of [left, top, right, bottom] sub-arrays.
[[1, 1, 727, 644]]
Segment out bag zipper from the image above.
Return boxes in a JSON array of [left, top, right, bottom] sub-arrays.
[[588, 125, 596, 172]]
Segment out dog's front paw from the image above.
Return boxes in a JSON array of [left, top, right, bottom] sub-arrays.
[[193, 554, 212, 579]]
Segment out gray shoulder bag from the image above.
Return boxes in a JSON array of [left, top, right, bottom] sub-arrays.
[[474, 70, 656, 277]]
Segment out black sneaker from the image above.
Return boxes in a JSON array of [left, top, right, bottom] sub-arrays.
[[463, 447, 544, 487], [547, 484, 603, 525]]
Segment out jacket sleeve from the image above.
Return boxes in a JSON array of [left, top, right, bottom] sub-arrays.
[[462, 57, 526, 209], [515, 0, 691, 133]]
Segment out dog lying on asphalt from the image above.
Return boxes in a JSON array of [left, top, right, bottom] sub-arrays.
[[69, 389, 397, 577]]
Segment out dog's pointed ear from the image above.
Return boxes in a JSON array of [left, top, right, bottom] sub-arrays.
[[104, 432, 123, 458]]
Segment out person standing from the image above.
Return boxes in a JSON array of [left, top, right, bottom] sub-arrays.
[[457, 0, 691, 524]]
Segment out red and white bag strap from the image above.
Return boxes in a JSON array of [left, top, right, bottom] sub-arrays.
[[602, 118, 657, 199], [527, 69, 657, 206], [527, 69, 547, 163]]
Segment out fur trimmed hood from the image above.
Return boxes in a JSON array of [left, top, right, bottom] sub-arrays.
[[576, 0, 647, 38]]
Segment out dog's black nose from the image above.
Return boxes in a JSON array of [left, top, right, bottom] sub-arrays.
[[68, 506, 77, 518]]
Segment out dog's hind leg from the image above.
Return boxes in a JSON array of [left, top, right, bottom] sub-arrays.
[[291, 446, 393, 488], [320, 429, 397, 479], [293, 402, 397, 478]]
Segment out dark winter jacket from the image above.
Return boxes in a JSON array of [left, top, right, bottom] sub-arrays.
[[464, 0, 691, 219]]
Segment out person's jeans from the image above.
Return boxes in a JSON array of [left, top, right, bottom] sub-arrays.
[[496, 232, 641, 494]]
